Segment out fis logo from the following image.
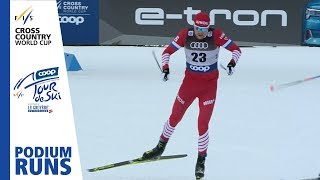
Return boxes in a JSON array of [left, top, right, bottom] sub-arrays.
[[57, 0, 62, 9], [15, 6, 33, 25], [13, 90, 24, 99]]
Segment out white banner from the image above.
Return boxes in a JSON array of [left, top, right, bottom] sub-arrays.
[[10, 0, 83, 179]]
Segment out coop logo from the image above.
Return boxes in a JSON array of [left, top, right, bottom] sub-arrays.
[[135, 7, 288, 27], [59, 16, 84, 25], [36, 68, 58, 80], [190, 42, 208, 49], [13, 67, 62, 109], [15, 6, 33, 25], [189, 65, 211, 72], [15, 146, 72, 175]]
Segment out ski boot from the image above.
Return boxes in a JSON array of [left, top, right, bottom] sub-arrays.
[[142, 140, 167, 160], [195, 154, 206, 180]]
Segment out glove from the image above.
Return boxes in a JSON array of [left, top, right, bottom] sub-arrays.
[[162, 68, 169, 82], [227, 59, 236, 76]]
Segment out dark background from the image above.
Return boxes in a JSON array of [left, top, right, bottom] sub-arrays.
[[99, 0, 309, 45]]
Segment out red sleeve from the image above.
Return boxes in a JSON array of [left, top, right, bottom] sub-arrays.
[[161, 28, 188, 70], [214, 29, 230, 47], [214, 29, 242, 63]]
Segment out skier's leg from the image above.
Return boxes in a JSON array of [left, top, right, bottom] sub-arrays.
[[143, 78, 196, 159], [195, 79, 218, 178], [160, 78, 196, 141]]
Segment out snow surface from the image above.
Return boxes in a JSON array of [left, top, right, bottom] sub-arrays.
[[64, 46, 320, 180]]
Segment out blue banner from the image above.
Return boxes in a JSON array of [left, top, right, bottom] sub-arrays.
[[57, 0, 99, 45], [0, 0, 10, 179]]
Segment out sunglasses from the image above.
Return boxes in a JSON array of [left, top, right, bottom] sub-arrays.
[[194, 25, 209, 32]]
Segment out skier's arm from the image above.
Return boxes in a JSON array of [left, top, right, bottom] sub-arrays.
[[162, 29, 187, 70], [214, 29, 241, 75], [214, 29, 241, 64]]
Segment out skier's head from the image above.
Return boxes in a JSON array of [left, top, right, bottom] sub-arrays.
[[193, 12, 210, 40]]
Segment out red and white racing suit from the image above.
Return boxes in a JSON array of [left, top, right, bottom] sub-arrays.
[[160, 28, 241, 155]]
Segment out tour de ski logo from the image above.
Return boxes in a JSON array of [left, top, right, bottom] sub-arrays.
[[14, 6, 52, 46], [13, 67, 62, 113]]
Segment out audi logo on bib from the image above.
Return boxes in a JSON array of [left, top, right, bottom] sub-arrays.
[[190, 42, 209, 49]]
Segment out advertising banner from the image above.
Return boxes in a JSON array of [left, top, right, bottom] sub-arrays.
[[100, 0, 310, 46], [302, 0, 320, 46], [58, 0, 99, 45], [10, 0, 82, 179]]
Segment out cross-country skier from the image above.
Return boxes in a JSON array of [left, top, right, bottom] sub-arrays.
[[142, 11, 242, 179]]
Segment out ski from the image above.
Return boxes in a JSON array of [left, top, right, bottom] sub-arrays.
[[300, 178, 320, 180], [281, 177, 320, 180], [87, 154, 187, 172]]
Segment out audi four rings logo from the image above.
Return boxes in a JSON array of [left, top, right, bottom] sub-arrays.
[[190, 65, 211, 72], [190, 42, 209, 49]]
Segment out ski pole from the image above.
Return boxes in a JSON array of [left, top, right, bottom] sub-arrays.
[[152, 50, 162, 73], [219, 63, 227, 71], [270, 75, 320, 92]]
